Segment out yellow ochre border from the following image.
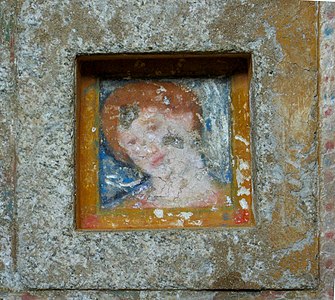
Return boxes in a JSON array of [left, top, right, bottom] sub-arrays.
[[76, 73, 254, 230]]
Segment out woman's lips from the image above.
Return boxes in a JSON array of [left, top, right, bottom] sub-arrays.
[[151, 153, 165, 167]]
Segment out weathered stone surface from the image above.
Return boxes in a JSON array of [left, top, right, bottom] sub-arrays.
[[10, 0, 319, 290], [0, 0, 20, 291], [2, 1, 335, 298], [319, 3, 335, 300], [0, 290, 324, 300]]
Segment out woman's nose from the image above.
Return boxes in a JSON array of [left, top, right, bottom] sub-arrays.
[[146, 143, 159, 154]]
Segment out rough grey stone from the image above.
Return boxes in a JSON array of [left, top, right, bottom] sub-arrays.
[[0, 0, 20, 291], [0, 0, 321, 293]]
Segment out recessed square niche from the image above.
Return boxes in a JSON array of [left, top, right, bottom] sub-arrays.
[[76, 54, 253, 230]]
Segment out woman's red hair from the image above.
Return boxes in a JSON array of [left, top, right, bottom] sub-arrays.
[[101, 81, 202, 163]]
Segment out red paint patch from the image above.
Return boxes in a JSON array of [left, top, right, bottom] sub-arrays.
[[10, 34, 15, 64], [325, 231, 335, 239], [325, 259, 334, 269], [22, 294, 39, 300], [327, 11, 335, 20], [325, 203, 334, 212], [233, 209, 250, 224], [325, 140, 335, 151], [325, 107, 333, 117], [324, 170, 334, 183], [82, 214, 99, 229]]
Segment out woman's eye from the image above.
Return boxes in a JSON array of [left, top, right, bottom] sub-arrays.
[[162, 134, 184, 149]]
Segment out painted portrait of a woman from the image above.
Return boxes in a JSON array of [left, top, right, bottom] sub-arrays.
[[100, 81, 230, 209]]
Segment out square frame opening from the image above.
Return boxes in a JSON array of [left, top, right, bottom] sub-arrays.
[[75, 53, 254, 231]]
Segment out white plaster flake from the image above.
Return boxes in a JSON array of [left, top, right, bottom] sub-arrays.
[[175, 219, 184, 226], [178, 212, 193, 220], [189, 220, 203, 226], [236, 168, 244, 188], [239, 159, 249, 170], [237, 186, 251, 196], [156, 86, 167, 94], [153, 209, 164, 219], [225, 196, 232, 206], [235, 135, 250, 145], [239, 198, 249, 209]]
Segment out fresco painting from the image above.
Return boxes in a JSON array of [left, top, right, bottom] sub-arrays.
[[77, 77, 253, 230]]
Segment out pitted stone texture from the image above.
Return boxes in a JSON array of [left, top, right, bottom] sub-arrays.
[[15, 0, 318, 290], [0, 290, 324, 300], [0, 0, 20, 290], [319, 3, 335, 300]]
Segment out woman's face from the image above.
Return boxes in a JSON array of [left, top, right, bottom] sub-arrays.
[[118, 107, 195, 176]]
